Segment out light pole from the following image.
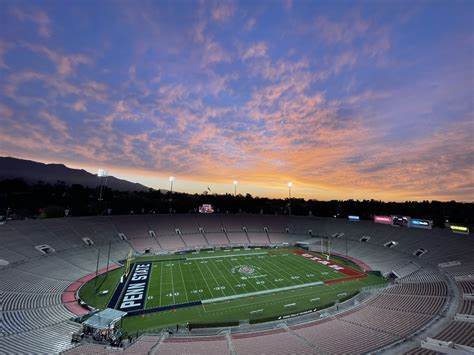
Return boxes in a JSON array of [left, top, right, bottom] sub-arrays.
[[98, 169, 109, 201], [233, 180, 238, 196], [169, 176, 175, 213], [288, 182, 292, 215], [345, 232, 348, 257]]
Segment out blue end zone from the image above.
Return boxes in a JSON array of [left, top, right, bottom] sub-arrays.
[[107, 264, 133, 309], [116, 262, 152, 312], [125, 301, 202, 317]]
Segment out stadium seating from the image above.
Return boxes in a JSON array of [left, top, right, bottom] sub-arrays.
[[204, 231, 231, 245], [226, 232, 250, 244], [1, 214, 472, 354], [293, 318, 399, 354], [0, 321, 81, 354], [157, 336, 229, 354], [232, 329, 316, 354], [247, 232, 271, 244], [180, 233, 208, 248]]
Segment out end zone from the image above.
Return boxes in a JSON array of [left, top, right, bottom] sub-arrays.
[[294, 250, 368, 283]]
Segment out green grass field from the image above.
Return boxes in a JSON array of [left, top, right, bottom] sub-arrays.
[[79, 248, 386, 334]]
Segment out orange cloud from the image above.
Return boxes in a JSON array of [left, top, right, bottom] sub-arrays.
[[242, 42, 267, 61], [22, 43, 92, 76]]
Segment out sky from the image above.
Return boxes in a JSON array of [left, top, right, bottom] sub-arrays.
[[0, 0, 473, 201]]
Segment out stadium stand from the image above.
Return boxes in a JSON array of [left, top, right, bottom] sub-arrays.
[[156, 336, 229, 354], [232, 328, 316, 354], [0, 214, 473, 354]]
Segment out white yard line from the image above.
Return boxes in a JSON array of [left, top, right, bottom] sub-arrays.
[[143, 262, 154, 309], [195, 261, 216, 299], [205, 286, 332, 312], [177, 261, 189, 303], [201, 281, 324, 304], [203, 262, 227, 296], [185, 262, 203, 301], [244, 255, 285, 290], [221, 258, 259, 292], [263, 255, 314, 284], [159, 264, 163, 307], [186, 252, 267, 260], [209, 258, 239, 295], [170, 263, 176, 304]]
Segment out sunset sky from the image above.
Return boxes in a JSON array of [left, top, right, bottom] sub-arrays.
[[1, 0, 473, 201]]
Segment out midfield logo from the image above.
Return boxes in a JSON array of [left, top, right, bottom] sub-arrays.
[[238, 265, 255, 274], [231, 264, 259, 275], [231, 264, 267, 279]]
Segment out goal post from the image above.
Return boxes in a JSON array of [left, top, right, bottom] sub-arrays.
[[124, 250, 133, 278], [320, 237, 331, 260]]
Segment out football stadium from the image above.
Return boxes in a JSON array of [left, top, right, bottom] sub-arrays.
[[1, 0, 473, 354], [0, 214, 473, 354]]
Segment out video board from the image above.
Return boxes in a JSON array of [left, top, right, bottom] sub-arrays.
[[199, 204, 214, 213], [410, 219, 433, 230], [392, 216, 411, 227], [448, 224, 469, 235], [374, 215, 393, 224]]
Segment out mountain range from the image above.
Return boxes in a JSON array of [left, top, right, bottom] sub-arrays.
[[0, 157, 150, 191]]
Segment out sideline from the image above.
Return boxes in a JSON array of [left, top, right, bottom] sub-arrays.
[[201, 281, 324, 304], [186, 252, 267, 260]]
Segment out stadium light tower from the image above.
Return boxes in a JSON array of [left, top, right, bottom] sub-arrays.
[[288, 181, 293, 215], [233, 180, 238, 196], [169, 176, 175, 213], [98, 169, 109, 201]]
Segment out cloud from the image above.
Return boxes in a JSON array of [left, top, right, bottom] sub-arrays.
[[201, 39, 231, 66], [0, 103, 14, 118], [71, 100, 87, 112], [332, 50, 358, 74], [3, 70, 108, 108], [1, 1, 472, 201], [39, 111, 71, 139], [314, 13, 369, 44], [22, 43, 92, 76], [248, 57, 310, 82], [363, 27, 391, 59], [211, 1, 236, 23], [284, 0, 294, 11], [340, 119, 474, 200], [242, 42, 267, 61], [190, 12, 236, 68], [244, 17, 256, 32], [0, 42, 13, 69], [11, 7, 52, 38]]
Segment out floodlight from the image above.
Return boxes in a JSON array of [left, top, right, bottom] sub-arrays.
[[288, 181, 293, 188], [98, 169, 108, 177], [97, 169, 109, 201], [233, 180, 238, 196], [169, 176, 175, 182]]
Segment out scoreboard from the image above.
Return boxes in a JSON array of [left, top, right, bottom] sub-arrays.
[[199, 204, 214, 213]]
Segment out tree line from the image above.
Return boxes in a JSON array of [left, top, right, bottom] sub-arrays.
[[1, 178, 472, 228]]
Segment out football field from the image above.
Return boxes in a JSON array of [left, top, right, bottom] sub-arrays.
[[143, 249, 363, 309], [80, 248, 385, 333]]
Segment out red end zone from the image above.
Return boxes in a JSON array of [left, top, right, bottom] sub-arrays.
[[293, 250, 368, 284]]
